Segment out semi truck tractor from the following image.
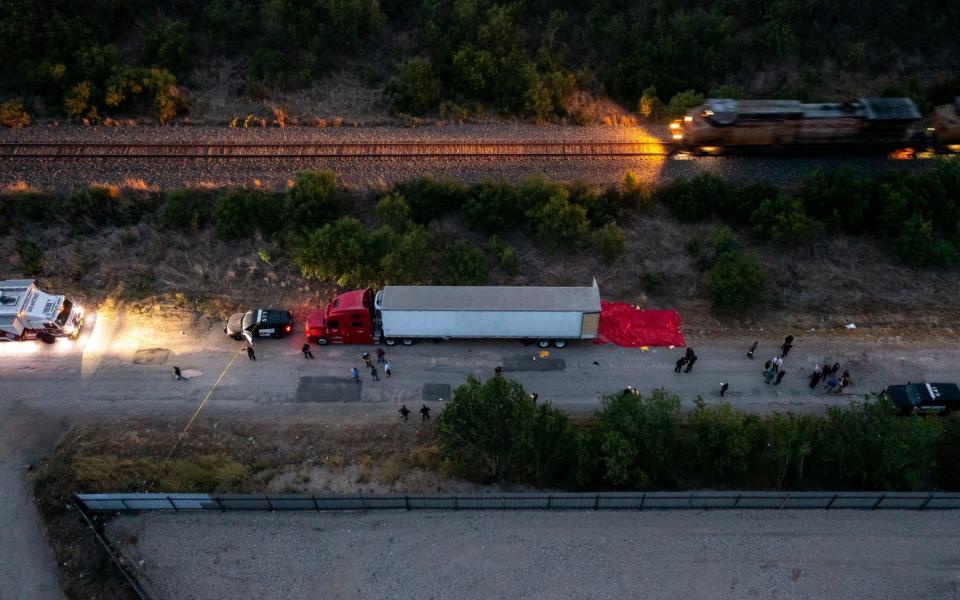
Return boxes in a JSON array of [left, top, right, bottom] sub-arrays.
[[0, 279, 84, 342], [305, 281, 601, 348]]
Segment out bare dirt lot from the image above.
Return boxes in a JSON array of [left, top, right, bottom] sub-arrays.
[[107, 509, 960, 600]]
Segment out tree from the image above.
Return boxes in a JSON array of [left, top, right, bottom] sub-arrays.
[[462, 180, 520, 231], [525, 194, 590, 252], [390, 57, 442, 114], [439, 240, 488, 285], [380, 226, 432, 284], [892, 214, 957, 266], [436, 375, 537, 482], [704, 251, 766, 312], [749, 193, 813, 245], [594, 223, 626, 265], [294, 217, 376, 285], [375, 193, 412, 232], [286, 170, 340, 232]]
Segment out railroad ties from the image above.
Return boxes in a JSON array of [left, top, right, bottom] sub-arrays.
[[0, 141, 669, 158]]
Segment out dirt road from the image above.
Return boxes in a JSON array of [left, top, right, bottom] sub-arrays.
[[107, 509, 960, 600]]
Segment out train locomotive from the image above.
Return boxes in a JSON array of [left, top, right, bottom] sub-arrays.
[[669, 96, 958, 154]]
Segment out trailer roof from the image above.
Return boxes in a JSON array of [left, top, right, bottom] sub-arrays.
[[380, 281, 601, 312], [0, 279, 35, 316]]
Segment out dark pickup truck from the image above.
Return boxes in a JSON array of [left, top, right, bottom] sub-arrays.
[[883, 382, 960, 416]]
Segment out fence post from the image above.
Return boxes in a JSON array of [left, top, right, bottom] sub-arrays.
[[215, 497, 224, 512], [639, 493, 645, 511], [546, 495, 552, 510], [778, 493, 789, 510], [594, 494, 600, 510], [872, 494, 885, 509], [919, 495, 933, 510], [405, 496, 411, 511], [312, 496, 319, 512], [168, 496, 177, 512], [826, 494, 838, 509]]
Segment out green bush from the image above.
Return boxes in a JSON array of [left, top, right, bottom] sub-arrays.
[[286, 171, 340, 232], [439, 240, 488, 285], [213, 190, 283, 239], [657, 174, 734, 221], [666, 89, 705, 118], [0, 99, 30, 127], [294, 217, 377, 286], [684, 401, 764, 482], [380, 226, 432, 284], [594, 223, 626, 265], [569, 181, 619, 227], [892, 214, 957, 266], [462, 180, 520, 231], [142, 20, 192, 73], [749, 193, 813, 245], [393, 177, 466, 224], [620, 172, 653, 212], [488, 236, 520, 275], [524, 194, 590, 252], [16, 239, 44, 276], [936, 414, 960, 490], [159, 189, 212, 230], [390, 57, 443, 114], [704, 251, 766, 312], [375, 193, 412, 233]]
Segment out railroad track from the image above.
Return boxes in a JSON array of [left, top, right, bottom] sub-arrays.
[[0, 141, 670, 158]]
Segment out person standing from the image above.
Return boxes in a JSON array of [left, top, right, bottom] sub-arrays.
[[781, 335, 794, 357], [494, 366, 503, 376], [720, 382, 729, 397], [531, 393, 539, 404], [747, 341, 757, 359], [824, 376, 838, 393], [674, 355, 687, 373], [362, 352, 372, 368], [420, 405, 431, 421], [685, 347, 695, 361], [351, 367, 360, 383], [764, 367, 776, 384], [376, 348, 386, 363], [684, 353, 698, 373], [384, 361, 392, 378], [302, 343, 314, 359], [246, 345, 256, 361], [775, 370, 786, 385], [809, 368, 822, 389], [771, 356, 783, 372], [399, 405, 410, 423], [831, 362, 841, 377], [370, 365, 379, 381], [173, 366, 184, 381]]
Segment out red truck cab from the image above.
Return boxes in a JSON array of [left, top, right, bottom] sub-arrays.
[[305, 288, 376, 345]]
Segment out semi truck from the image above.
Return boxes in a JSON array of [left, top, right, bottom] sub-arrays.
[[0, 279, 84, 342], [305, 281, 602, 348]]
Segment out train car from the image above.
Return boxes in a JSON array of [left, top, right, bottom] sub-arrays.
[[670, 97, 921, 154], [929, 97, 960, 152]]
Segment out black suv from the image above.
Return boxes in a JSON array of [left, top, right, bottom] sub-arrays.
[[883, 382, 960, 416], [225, 309, 294, 340]]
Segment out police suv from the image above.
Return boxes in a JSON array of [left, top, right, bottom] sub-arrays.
[[884, 382, 960, 416], [225, 309, 295, 341]]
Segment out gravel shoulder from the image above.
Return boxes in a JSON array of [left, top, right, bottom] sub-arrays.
[[107, 509, 960, 600]]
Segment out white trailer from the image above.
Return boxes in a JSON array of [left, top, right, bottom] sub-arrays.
[[374, 280, 601, 348], [0, 279, 84, 342]]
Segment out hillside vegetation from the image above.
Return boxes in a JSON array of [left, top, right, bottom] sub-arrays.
[[1, 1, 958, 123]]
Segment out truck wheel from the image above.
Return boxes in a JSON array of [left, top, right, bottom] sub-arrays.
[[38, 332, 56, 344], [315, 337, 328, 346], [401, 338, 414, 346], [553, 340, 567, 348], [537, 339, 550, 348], [384, 338, 397, 346]]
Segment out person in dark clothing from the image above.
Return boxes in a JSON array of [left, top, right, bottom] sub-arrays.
[[495, 366, 503, 376], [173, 366, 184, 381], [246, 345, 256, 361], [399, 405, 410, 422], [531, 393, 539, 404], [809, 369, 821, 389], [781, 335, 794, 357], [685, 347, 695, 360], [302, 344, 314, 359], [775, 370, 786, 385], [720, 382, 729, 397], [747, 341, 757, 359], [370, 365, 379, 381], [376, 348, 386, 363], [420, 405, 430, 421], [823, 362, 831, 378], [674, 356, 687, 373], [830, 362, 840, 377], [684, 354, 698, 373], [841, 369, 850, 382], [362, 352, 372, 367]]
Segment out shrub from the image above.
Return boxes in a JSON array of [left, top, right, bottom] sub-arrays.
[[525, 194, 590, 252], [286, 171, 340, 232], [638, 86, 663, 121], [684, 401, 765, 482], [390, 57, 442, 114], [380, 226, 432, 284], [0, 99, 30, 127], [594, 223, 626, 265], [892, 214, 957, 266], [749, 193, 813, 245], [294, 217, 377, 286], [65, 186, 120, 228], [213, 190, 255, 239], [799, 169, 878, 233], [142, 20, 192, 73], [620, 172, 653, 212], [569, 181, 619, 227], [704, 251, 766, 312], [462, 180, 520, 231], [657, 174, 734, 221], [159, 189, 212, 230], [666, 90, 705, 119], [375, 193, 412, 232], [393, 177, 466, 224], [439, 240, 488, 285], [488, 236, 520, 275], [16, 239, 43, 275]]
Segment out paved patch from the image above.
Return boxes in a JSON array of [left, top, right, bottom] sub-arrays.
[[503, 355, 565, 372], [133, 348, 171, 365], [295, 377, 362, 402], [422, 383, 451, 402]]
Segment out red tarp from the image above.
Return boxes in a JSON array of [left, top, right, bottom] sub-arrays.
[[595, 301, 686, 347]]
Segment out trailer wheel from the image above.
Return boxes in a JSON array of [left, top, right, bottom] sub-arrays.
[[315, 337, 328, 346], [553, 340, 567, 348], [384, 338, 397, 346], [537, 339, 550, 348], [401, 338, 414, 346]]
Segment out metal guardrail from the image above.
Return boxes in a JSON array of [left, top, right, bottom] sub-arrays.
[[75, 491, 960, 512]]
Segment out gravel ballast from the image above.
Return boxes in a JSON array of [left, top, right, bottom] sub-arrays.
[[107, 509, 960, 600]]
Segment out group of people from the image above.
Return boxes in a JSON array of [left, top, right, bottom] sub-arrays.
[[351, 348, 392, 382], [398, 404, 430, 422], [673, 347, 698, 373], [810, 362, 852, 394]]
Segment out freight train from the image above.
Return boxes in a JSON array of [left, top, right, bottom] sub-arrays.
[[669, 96, 960, 154]]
